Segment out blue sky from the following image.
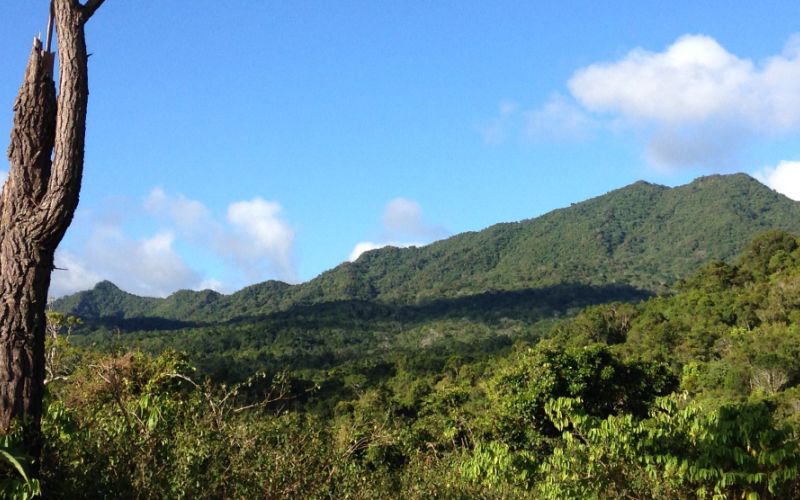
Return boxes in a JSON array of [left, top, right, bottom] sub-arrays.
[[2, 1, 800, 297]]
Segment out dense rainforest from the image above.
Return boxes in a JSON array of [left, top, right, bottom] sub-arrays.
[[3, 175, 800, 498]]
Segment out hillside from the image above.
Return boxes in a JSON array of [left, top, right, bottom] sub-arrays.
[[41, 230, 800, 498], [310, 173, 799, 303], [53, 173, 800, 323]]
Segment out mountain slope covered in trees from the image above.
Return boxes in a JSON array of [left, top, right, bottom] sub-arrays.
[[14, 175, 800, 497], [53, 174, 800, 324], [46, 173, 800, 400], [32, 230, 800, 498]]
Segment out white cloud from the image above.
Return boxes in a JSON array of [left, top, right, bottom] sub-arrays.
[[226, 198, 296, 282], [144, 188, 298, 284], [565, 34, 800, 168], [197, 278, 225, 292], [51, 226, 200, 298], [754, 161, 800, 201], [144, 186, 213, 234], [382, 197, 447, 241], [348, 198, 446, 262], [131, 232, 201, 296], [525, 93, 594, 141], [49, 251, 103, 298], [349, 242, 384, 262], [51, 189, 299, 297], [348, 241, 422, 262], [570, 35, 751, 123], [383, 198, 424, 235]]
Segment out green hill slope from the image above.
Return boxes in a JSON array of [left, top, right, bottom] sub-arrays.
[[52, 173, 800, 322]]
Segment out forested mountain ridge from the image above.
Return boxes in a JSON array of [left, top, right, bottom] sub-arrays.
[[52, 173, 800, 323], [36, 230, 800, 498]]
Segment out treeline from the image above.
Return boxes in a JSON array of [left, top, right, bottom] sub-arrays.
[[3, 230, 800, 498], [70, 282, 649, 401], [53, 174, 800, 323]]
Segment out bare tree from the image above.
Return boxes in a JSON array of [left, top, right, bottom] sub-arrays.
[[44, 311, 80, 386], [750, 366, 789, 396], [0, 0, 105, 458]]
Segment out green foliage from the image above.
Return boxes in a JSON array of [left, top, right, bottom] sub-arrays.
[[64, 284, 642, 416], [550, 301, 638, 346], [539, 395, 800, 499], [0, 426, 41, 500], [738, 230, 799, 280], [53, 174, 800, 324], [459, 440, 532, 493], [41, 350, 339, 498], [488, 344, 676, 450], [46, 175, 800, 416], [27, 191, 800, 497]]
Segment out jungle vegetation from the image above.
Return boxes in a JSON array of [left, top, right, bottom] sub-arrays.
[[3, 175, 800, 498]]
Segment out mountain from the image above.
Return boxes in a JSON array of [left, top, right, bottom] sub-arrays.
[[53, 280, 161, 319], [52, 174, 800, 323]]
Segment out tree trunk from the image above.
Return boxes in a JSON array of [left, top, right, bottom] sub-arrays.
[[0, 0, 105, 461]]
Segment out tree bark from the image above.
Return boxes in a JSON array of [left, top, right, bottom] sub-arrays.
[[0, 0, 104, 461]]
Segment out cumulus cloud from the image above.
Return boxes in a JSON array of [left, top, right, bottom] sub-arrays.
[[145, 189, 297, 283], [50, 189, 298, 297], [565, 34, 800, 168], [347, 240, 424, 262], [349, 198, 446, 262], [144, 186, 212, 233], [225, 198, 296, 282], [349, 242, 384, 262], [753, 161, 800, 201], [128, 231, 201, 296], [51, 226, 200, 297], [383, 198, 423, 234], [50, 251, 103, 298], [525, 93, 594, 141], [382, 198, 446, 240], [570, 35, 751, 123], [197, 278, 225, 292]]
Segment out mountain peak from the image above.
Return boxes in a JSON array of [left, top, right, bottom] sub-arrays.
[[687, 172, 763, 188], [51, 173, 800, 322], [93, 280, 122, 293], [628, 179, 665, 189]]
